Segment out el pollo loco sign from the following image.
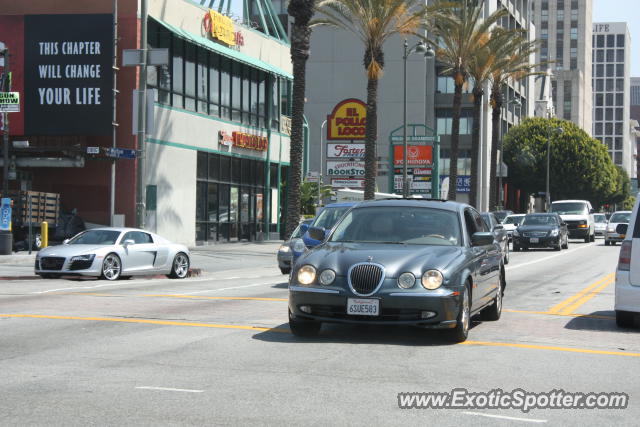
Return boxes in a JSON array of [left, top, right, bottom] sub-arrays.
[[327, 99, 367, 140]]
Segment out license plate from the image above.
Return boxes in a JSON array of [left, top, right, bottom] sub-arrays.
[[347, 298, 379, 316], [530, 237, 539, 243]]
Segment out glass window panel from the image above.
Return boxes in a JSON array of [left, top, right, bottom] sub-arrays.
[[605, 93, 613, 106], [218, 184, 230, 227], [595, 108, 603, 120], [605, 108, 613, 120], [208, 154, 219, 181], [232, 62, 242, 121], [617, 34, 625, 47], [595, 94, 603, 106], [597, 35, 605, 48], [605, 122, 613, 135], [616, 108, 623, 120], [617, 49, 624, 62], [615, 137, 622, 150], [242, 66, 250, 123], [615, 123, 623, 135], [271, 77, 279, 130], [596, 64, 604, 77], [196, 182, 207, 222], [209, 54, 220, 116], [604, 137, 612, 149], [616, 64, 624, 77], [185, 44, 196, 98], [207, 183, 218, 222], [616, 78, 624, 91], [595, 79, 603, 91], [172, 37, 184, 106], [197, 48, 208, 113], [220, 156, 230, 181], [251, 69, 259, 125], [220, 58, 231, 119], [606, 49, 615, 62], [280, 80, 291, 116], [232, 158, 241, 183], [197, 151, 207, 179], [595, 122, 603, 135], [616, 93, 623, 106], [258, 72, 266, 128], [607, 34, 615, 47], [606, 78, 614, 91], [615, 152, 622, 165], [606, 64, 614, 77]]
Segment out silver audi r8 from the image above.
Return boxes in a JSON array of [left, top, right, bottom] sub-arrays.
[[35, 228, 190, 280]]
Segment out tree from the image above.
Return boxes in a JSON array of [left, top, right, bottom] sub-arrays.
[[286, 0, 316, 237], [607, 166, 632, 209], [300, 180, 333, 215], [314, 0, 426, 199], [503, 117, 619, 208], [426, 0, 506, 201], [466, 27, 514, 208], [488, 35, 539, 209]]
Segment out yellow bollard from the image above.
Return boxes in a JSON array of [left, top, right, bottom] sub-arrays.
[[41, 221, 48, 248]]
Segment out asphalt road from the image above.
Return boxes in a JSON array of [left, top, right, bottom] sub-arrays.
[[0, 238, 637, 426]]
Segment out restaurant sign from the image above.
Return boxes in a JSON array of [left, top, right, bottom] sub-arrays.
[[232, 131, 268, 151], [327, 98, 367, 140]]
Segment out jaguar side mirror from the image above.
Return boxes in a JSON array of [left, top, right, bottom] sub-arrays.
[[471, 232, 494, 246], [307, 227, 326, 242]]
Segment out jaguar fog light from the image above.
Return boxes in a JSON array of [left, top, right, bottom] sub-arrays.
[[421, 270, 443, 290], [297, 265, 316, 285], [318, 269, 336, 285], [397, 272, 416, 289]]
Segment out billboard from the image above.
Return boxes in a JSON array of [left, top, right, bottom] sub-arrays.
[[393, 145, 433, 167], [24, 14, 114, 135], [327, 143, 365, 158], [327, 98, 367, 140], [326, 160, 365, 177]]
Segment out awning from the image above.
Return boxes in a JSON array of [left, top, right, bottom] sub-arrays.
[[153, 18, 293, 80]]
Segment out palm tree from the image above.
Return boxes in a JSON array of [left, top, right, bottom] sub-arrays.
[[488, 36, 540, 209], [426, 0, 506, 201], [286, 0, 316, 237], [313, 0, 427, 200], [466, 28, 517, 208]]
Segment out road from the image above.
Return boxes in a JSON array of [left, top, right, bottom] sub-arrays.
[[0, 239, 637, 425]]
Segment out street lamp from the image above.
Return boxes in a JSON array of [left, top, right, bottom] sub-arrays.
[[402, 39, 434, 197], [498, 97, 522, 208], [318, 119, 327, 209], [546, 123, 564, 211]]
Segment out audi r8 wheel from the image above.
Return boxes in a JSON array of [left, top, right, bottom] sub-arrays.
[[101, 253, 121, 281], [289, 309, 321, 337], [449, 284, 471, 343], [168, 252, 190, 279]]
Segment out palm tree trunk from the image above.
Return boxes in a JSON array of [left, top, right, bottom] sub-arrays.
[[364, 77, 379, 200], [285, 14, 312, 238], [489, 86, 503, 210], [469, 87, 483, 208], [448, 75, 464, 201]]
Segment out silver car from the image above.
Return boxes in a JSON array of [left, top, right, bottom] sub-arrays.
[[605, 211, 632, 246], [35, 228, 191, 280], [594, 213, 607, 237]]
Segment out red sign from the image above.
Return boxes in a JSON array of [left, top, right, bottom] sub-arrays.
[[393, 145, 433, 167], [232, 131, 268, 151], [327, 99, 367, 140]]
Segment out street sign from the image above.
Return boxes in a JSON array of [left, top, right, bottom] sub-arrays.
[[390, 135, 436, 143], [86, 146, 100, 154], [306, 171, 320, 183], [123, 48, 169, 66], [0, 92, 20, 113], [106, 147, 136, 159]]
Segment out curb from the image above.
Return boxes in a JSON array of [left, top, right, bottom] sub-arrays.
[[0, 268, 204, 281]]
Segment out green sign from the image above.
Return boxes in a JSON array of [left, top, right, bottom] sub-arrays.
[[0, 92, 20, 113]]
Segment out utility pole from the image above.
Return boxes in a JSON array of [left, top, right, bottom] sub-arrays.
[[135, 0, 148, 228], [111, 0, 119, 226], [0, 43, 10, 197]]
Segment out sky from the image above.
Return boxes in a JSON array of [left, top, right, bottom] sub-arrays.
[[593, 0, 640, 77]]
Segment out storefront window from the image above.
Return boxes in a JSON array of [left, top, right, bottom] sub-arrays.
[[209, 54, 220, 117], [197, 48, 208, 113], [271, 78, 279, 131], [220, 58, 231, 119], [172, 37, 184, 107], [232, 62, 242, 122], [185, 43, 197, 111]]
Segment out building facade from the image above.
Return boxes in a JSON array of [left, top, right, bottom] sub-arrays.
[[0, 0, 293, 246], [591, 22, 633, 178], [304, 0, 535, 211], [531, 0, 592, 132]]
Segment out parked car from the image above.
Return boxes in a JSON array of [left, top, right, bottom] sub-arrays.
[[492, 210, 514, 223], [512, 213, 569, 251], [301, 202, 357, 248], [605, 211, 631, 246], [481, 212, 510, 264], [613, 198, 640, 328], [594, 213, 608, 237], [35, 228, 190, 280], [289, 199, 505, 343], [550, 199, 595, 243], [502, 214, 525, 241], [277, 219, 313, 274]]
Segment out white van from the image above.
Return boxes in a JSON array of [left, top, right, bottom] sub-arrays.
[[550, 200, 595, 243], [614, 197, 640, 328]]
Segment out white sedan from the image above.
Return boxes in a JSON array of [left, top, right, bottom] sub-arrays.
[[35, 228, 190, 280]]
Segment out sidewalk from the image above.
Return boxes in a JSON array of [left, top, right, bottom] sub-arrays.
[[0, 240, 285, 278]]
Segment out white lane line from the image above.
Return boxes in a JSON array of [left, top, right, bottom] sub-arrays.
[[463, 411, 547, 423], [506, 242, 595, 272], [136, 386, 204, 393], [181, 280, 286, 295]]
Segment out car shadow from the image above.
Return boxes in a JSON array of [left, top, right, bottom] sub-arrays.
[[564, 310, 639, 332], [252, 318, 482, 347]]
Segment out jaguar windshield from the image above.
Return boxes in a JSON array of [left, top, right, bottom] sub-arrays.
[[329, 206, 461, 246], [522, 215, 558, 226], [311, 207, 351, 230]]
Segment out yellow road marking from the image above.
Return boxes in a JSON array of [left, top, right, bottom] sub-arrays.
[[503, 308, 615, 320], [3, 313, 640, 358], [462, 340, 640, 358], [143, 294, 288, 302], [0, 314, 289, 333], [558, 278, 614, 315], [548, 273, 614, 314]]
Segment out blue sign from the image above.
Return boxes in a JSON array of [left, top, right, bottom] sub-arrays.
[[106, 148, 136, 159], [0, 198, 12, 231], [440, 175, 471, 193]]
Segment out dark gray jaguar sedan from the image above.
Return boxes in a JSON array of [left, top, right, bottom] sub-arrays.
[[288, 199, 505, 342]]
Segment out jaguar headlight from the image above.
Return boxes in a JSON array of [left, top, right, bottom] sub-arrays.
[[279, 244, 290, 253], [421, 270, 443, 290], [513, 230, 520, 237], [70, 254, 95, 262], [550, 228, 559, 236], [297, 265, 316, 285], [397, 272, 416, 289], [292, 239, 307, 253], [318, 269, 336, 286]]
